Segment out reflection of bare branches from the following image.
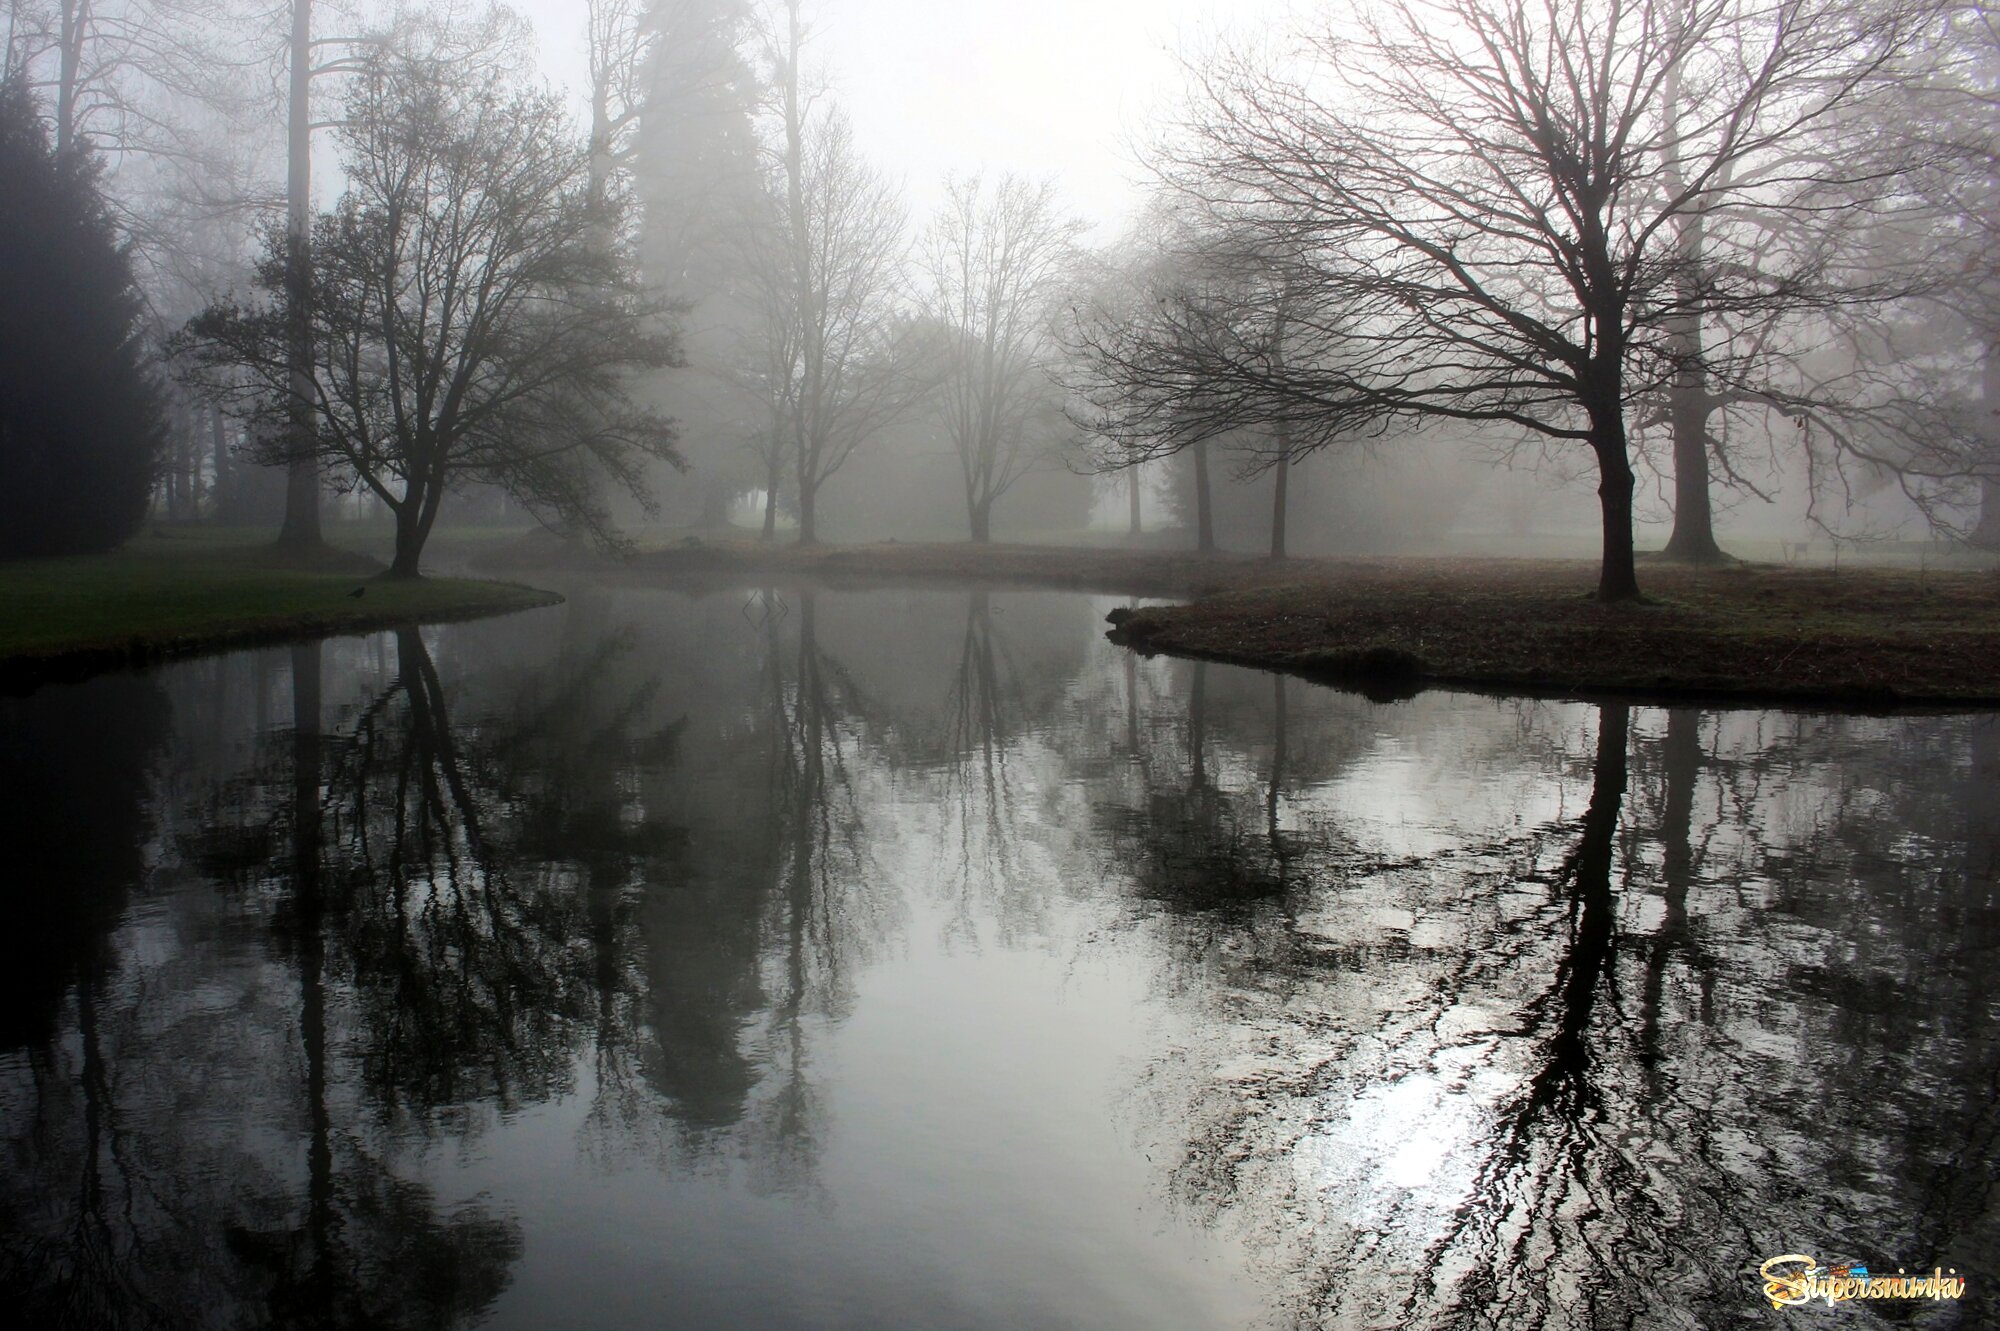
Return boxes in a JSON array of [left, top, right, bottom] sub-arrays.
[[1101, 664, 1301, 925], [711, 588, 897, 1199], [934, 589, 1041, 942], [1, 642, 523, 1330], [323, 629, 600, 1121], [1124, 695, 2000, 1329], [1391, 706, 1630, 1329]]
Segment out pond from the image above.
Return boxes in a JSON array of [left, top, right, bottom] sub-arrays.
[[2, 582, 1994, 1329]]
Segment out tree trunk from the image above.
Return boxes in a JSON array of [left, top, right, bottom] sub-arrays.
[[175, 429, 191, 516], [1591, 410, 1642, 602], [165, 419, 184, 517], [1124, 651, 1139, 755], [1972, 346, 2000, 550], [779, 2, 824, 555], [1266, 675, 1288, 886], [1270, 450, 1289, 560], [387, 496, 425, 578], [1640, 707, 1702, 1061], [287, 636, 330, 1294], [762, 452, 782, 540], [698, 478, 730, 528], [1661, 380, 1726, 562], [53, 0, 81, 157], [1128, 464, 1142, 537], [277, 0, 322, 550], [1544, 702, 1628, 1088], [1656, 60, 1727, 567], [1269, 305, 1293, 561], [1187, 661, 1207, 790], [969, 496, 991, 543], [1972, 475, 2000, 551], [1192, 437, 1214, 553], [796, 475, 818, 546], [210, 407, 230, 518], [587, 78, 614, 236]]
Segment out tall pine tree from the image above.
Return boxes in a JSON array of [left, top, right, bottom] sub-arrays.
[[0, 78, 165, 557]]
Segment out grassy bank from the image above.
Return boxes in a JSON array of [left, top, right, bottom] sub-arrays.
[[479, 535, 2000, 706], [1, 528, 561, 690], [1104, 558, 2000, 708]]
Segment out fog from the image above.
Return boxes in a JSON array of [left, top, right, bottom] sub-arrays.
[[3, 2, 1997, 1326], [518, 0, 1288, 232], [3, 0, 1991, 564]]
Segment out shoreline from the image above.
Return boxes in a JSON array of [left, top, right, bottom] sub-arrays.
[[2, 532, 561, 694], [1100, 563, 2000, 711], [495, 532, 1310, 597], [15, 533, 1993, 709], [1, 586, 563, 694], [510, 538, 2000, 711]]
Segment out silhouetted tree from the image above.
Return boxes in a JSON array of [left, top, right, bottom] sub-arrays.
[[182, 25, 681, 576], [1125, 0, 1945, 599], [0, 76, 164, 556]]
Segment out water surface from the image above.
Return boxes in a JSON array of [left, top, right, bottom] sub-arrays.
[[2, 583, 1994, 1329]]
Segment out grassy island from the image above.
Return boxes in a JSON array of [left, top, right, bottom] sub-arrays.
[[1, 528, 560, 690], [1102, 558, 2000, 709]]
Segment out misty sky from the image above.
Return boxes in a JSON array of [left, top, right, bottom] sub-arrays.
[[510, 0, 1296, 235]]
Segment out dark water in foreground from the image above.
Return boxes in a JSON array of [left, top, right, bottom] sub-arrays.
[[2, 583, 1995, 1330]]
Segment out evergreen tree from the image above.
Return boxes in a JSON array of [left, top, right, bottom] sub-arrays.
[[0, 77, 165, 557]]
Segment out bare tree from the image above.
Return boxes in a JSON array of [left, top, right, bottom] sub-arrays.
[[1131, 0, 1941, 599], [1632, 0, 1996, 560], [1886, 2, 2000, 547], [585, 0, 654, 226], [749, 0, 918, 545], [1070, 204, 1338, 557], [3, 0, 253, 161], [183, 26, 682, 576], [916, 173, 1084, 543]]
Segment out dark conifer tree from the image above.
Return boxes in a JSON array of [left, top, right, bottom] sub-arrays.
[[0, 78, 165, 557]]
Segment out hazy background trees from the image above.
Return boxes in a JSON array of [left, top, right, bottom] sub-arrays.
[[917, 174, 1085, 542], [1, 0, 1995, 561], [742, 0, 922, 545]]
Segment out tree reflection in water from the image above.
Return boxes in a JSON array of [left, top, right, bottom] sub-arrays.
[[4, 591, 1997, 1330], [1110, 690, 2000, 1329], [0, 643, 525, 1329]]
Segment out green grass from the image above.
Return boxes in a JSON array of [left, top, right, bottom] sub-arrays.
[[0, 527, 560, 681]]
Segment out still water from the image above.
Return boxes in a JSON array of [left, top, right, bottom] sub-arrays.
[[2, 583, 1994, 1330]]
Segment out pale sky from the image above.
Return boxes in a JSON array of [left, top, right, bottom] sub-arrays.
[[510, 0, 1298, 238]]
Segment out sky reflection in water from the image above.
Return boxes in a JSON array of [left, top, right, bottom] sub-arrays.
[[1, 584, 1994, 1329]]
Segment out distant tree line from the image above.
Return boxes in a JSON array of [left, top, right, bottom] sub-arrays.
[[2, 0, 1995, 579]]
